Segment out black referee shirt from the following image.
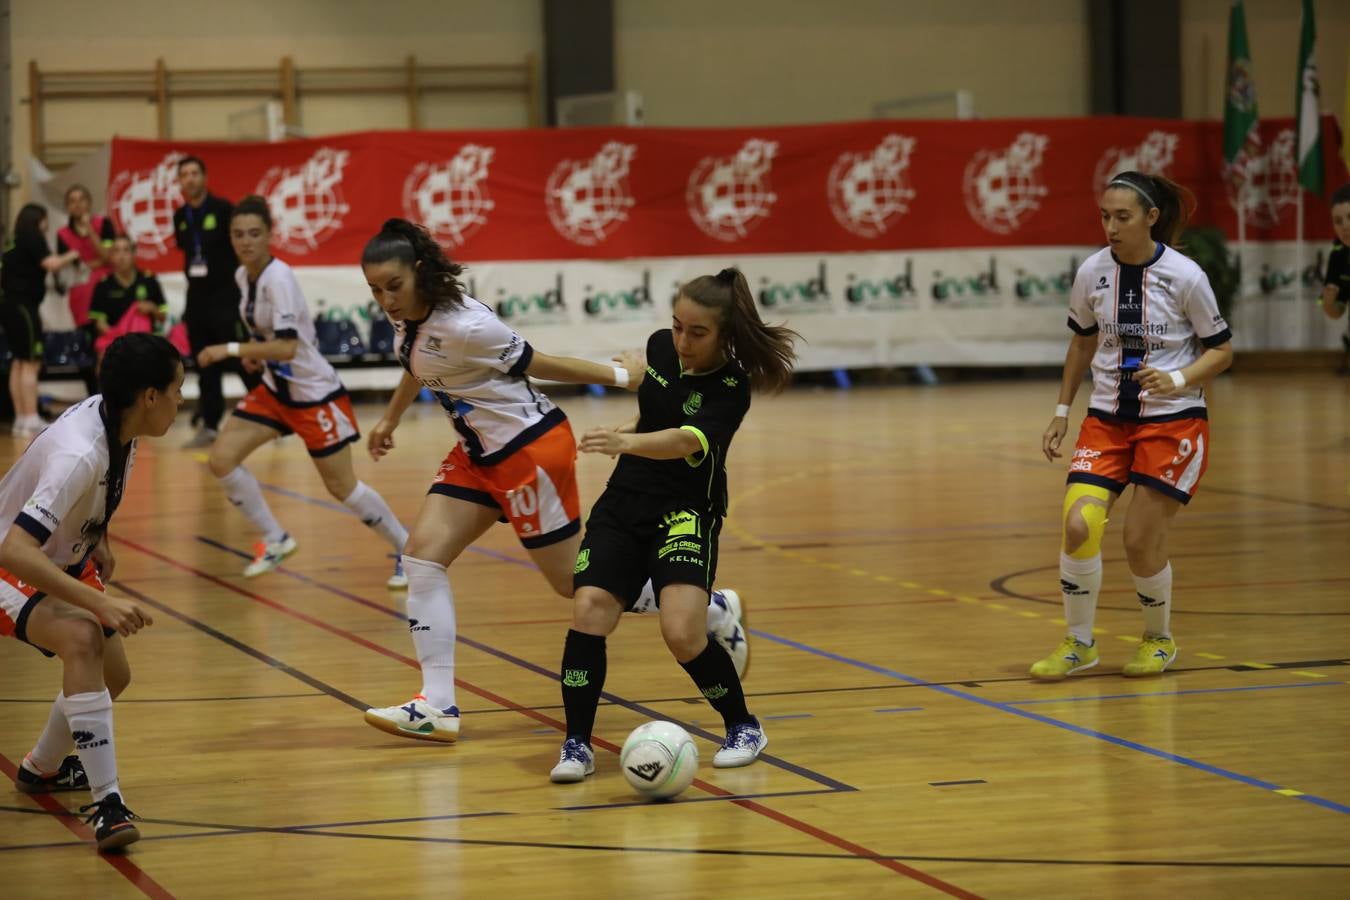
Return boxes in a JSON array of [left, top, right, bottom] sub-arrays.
[[173, 194, 238, 292], [607, 329, 751, 517]]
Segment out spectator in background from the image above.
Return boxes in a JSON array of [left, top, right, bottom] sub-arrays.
[[89, 236, 168, 365], [55, 184, 115, 329], [173, 156, 245, 448], [1, 204, 82, 438], [1318, 182, 1350, 372]]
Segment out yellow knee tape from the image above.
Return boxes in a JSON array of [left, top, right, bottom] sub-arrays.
[[1062, 483, 1112, 559]]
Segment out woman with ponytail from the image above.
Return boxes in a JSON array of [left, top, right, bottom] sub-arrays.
[[1033, 171, 1234, 682], [358, 220, 751, 745], [549, 267, 798, 784], [196, 197, 409, 585], [0, 332, 182, 850]]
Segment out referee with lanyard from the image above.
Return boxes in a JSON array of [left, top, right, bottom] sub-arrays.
[[173, 155, 247, 448]]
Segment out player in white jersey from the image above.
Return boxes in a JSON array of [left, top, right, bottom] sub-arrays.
[[1033, 172, 1233, 681], [0, 333, 182, 850], [357, 219, 751, 743], [195, 196, 409, 584]]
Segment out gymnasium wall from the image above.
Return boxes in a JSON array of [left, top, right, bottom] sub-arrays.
[[1181, 0, 1350, 123], [10, 0, 1350, 200]]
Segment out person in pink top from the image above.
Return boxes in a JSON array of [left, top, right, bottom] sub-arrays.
[[55, 184, 115, 328]]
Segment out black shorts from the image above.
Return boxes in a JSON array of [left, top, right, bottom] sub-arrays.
[[573, 486, 721, 609], [0, 299, 44, 361]]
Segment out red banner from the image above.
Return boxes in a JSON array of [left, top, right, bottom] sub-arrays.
[[107, 116, 1347, 273]]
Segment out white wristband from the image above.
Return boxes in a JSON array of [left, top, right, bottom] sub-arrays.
[[1054, 404, 1071, 419], [612, 366, 629, 388], [226, 342, 241, 358], [1169, 370, 1186, 389]]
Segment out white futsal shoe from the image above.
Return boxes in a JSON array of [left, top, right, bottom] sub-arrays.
[[363, 695, 461, 743], [243, 534, 298, 577], [386, 555, 408, 590], [709, 588, 751, 680], [549, 738, 595, 783]]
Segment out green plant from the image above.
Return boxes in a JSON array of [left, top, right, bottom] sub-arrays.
[[1181, 226, 1238, 322]]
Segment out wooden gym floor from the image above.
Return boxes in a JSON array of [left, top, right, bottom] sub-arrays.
[[1, 372, 1347, 898]]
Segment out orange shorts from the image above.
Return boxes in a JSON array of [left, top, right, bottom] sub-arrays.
[[1, 559, 109, 655], [1067, 414, 1210, 504], [430, 418, 581, 548], [233, 386, 360, 458]]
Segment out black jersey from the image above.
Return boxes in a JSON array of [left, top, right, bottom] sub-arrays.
[[1324, 241, 1349, 301], [0, 228, 51, 305], [607, 329, 750, 517], [89, 270, 166, 327], [173, 194, 238, 291]]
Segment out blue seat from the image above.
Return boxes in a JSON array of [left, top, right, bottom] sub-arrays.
[[368, 315, 395, 357], [42, 330, 94, 372], [315, 317, 366, 360]]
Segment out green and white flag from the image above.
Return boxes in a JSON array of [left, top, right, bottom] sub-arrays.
[[1222, 1, 1260, 181], [1295, 0, 1324, 196]]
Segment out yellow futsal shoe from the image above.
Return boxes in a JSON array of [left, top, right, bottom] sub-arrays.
[[1030, 635, 1100, 681], [1122, 634, 1177, 677]]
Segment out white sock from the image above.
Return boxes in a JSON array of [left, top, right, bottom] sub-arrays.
[[404, 555, 457, 710], [25, 692, 72, 773], [342, 481, 408, 552], [630, 580, 657, 614], [1134, 562, 1173, 638], [59, 689, 120, 801], [1060, 553, 1102, 645], [218, 467, 286, 544]]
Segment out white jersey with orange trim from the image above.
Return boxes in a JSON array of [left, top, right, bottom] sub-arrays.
[[236, 258, 346, 405], [393, 297, 563, 465], [1067, 243, 1232, 421], [0, 396, 134, 569]]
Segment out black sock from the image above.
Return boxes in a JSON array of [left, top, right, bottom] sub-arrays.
[[560, 629, 607, 744], [680, 640, 752, 730]]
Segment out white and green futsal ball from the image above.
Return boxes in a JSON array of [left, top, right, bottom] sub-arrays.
[[620, 721, 698, 799]]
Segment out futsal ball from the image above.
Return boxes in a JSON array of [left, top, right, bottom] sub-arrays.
[[620, 721, 698, 799]]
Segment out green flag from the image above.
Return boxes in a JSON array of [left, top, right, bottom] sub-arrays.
[[1222, 0, 1260, 180], [1295, 0, 1324, 196]]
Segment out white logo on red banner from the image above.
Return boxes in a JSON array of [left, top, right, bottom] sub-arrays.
[[107, 152, 186, 259], [545, 142, 637, 246], [1093, 130, 1179, 194], [827, 134, 916, 238], [686, 139, 778, 242], [403, 145, 496, 247], [1228, 128, 1298, 229], [256, 147, 351, 255], [963, 132, 1049, 235]]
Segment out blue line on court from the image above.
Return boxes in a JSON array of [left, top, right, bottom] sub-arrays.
[[194, 536, 854, 794], [747, 628, 1350, 817], [1006, 682, 1345, 705], [255, 480, 537, 570]]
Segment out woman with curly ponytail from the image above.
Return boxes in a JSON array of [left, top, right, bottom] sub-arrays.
[[358, 221, 750, 745]]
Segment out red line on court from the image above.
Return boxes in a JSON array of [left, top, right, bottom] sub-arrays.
[[0, 753, 177, 899], [113, 536, 980, 897]]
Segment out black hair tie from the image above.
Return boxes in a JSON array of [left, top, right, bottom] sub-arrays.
[[716, 268, 738, 284]]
